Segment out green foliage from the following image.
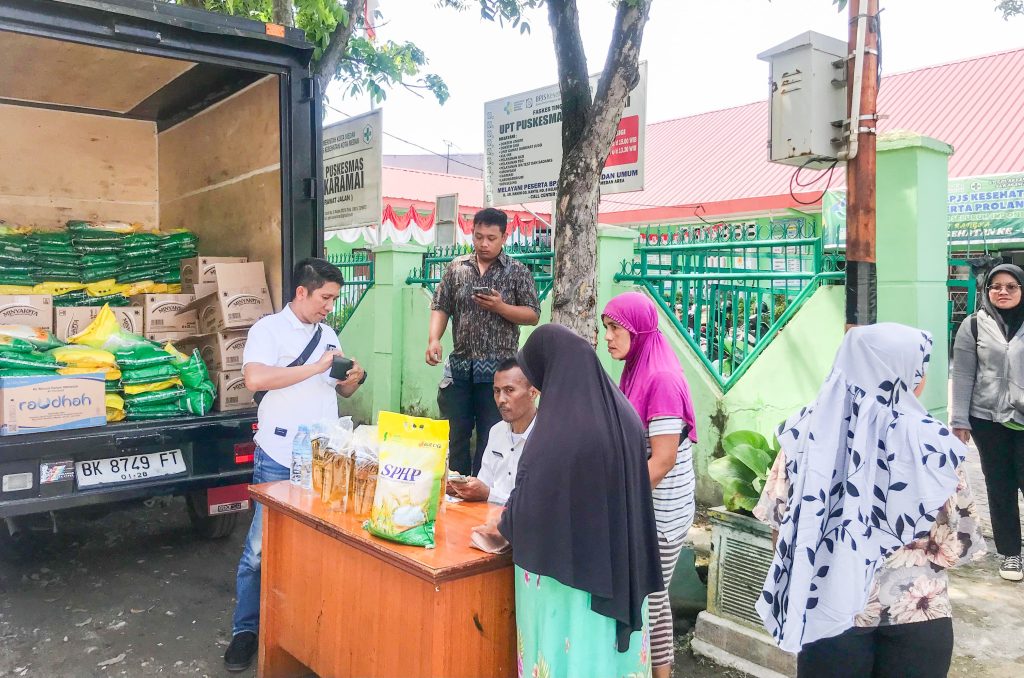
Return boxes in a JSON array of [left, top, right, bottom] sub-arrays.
[[173, 0, 448, 104], [708, 429, 779, 512]]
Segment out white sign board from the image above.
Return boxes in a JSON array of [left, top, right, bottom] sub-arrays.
[[322, 109, 383, 232], [484, 62, 647, 207]]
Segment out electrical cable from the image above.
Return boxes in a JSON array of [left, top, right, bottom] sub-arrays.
[[789, 157, 839, 206], [324, 103, 485, 172]]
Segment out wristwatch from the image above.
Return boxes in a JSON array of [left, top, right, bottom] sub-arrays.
[[358, 370, 368, 385]]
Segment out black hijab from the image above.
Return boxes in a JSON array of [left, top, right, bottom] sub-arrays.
[[499, 324, 662, 652], [982, 264, 1024, 340]]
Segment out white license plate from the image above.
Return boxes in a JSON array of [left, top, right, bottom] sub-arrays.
[[76, 450, 186, 488]]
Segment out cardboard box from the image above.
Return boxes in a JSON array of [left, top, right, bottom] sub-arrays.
[[0, 373, 106, 436], [180, 256, 248, 286], [145, 331, 194, 344], [212, 370, 254, 411], [178, 331, 248, 372], [54, 306, 144, 342], [0, 295, 53, 330], [130, 294, 197, 334], [183, 282, 217, 298], [187, 262, 273, 334]]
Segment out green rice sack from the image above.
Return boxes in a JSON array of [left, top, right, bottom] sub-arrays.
[[113, 345, 176, 369], [124, 387, 187, 406], [120, 363, 180, 385]]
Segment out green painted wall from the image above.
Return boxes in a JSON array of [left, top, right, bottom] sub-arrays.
[[875, 133, 954, 418]]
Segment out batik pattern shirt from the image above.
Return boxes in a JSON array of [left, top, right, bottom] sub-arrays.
[[431, 251, 540, 362], [755, 454, 987, 628]]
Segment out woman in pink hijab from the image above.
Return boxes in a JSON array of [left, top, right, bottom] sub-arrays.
[[603, 291, 698, 678]]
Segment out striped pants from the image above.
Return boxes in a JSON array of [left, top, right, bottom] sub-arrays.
[[648, 536, 687, 667]]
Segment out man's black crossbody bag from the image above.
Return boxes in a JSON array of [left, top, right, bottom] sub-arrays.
[[252, 324, 322, 406]]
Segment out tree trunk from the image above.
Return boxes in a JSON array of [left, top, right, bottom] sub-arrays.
[[271, 0, 294, 27], [316, 0, 362, 92], [547, 0, 651, 345]]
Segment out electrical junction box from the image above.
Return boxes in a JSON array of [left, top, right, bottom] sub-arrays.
[[757, 31, 848, 169]]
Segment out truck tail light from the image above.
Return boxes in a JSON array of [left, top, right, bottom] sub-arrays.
[[234, 442, 256, 465]]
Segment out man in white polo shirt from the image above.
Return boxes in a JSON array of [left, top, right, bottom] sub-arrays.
[[448, 358, 537, 505], [224, 258, 365, 673]]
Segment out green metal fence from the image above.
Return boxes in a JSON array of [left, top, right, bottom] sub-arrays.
[[616, 220, 845, 391], [405, 244, 554, 301], [947, 258, 976, 346], [326, 252, 375, 331]]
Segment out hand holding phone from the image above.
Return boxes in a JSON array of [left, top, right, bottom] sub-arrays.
[[330, 355, 355, 380], [472, 286, 496, 297]]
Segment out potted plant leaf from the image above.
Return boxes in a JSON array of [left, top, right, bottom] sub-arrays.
[[692, 429, 797, 675]]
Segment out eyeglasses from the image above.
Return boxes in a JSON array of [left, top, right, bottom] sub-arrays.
[[988, 284, 1022, 293]]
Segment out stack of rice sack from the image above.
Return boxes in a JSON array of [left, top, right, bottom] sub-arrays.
[[0, 326, 64, 377], [0, 326, 124, 422], [69, 305, 216, 420], [0, 220, 196, 303]]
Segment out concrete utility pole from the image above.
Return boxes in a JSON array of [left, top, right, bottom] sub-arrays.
[[844, 0, 880, 327]]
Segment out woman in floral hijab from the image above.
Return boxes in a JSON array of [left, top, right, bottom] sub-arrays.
[[754, 323, 987, 677]]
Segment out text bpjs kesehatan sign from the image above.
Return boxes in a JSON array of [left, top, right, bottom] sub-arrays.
[[323, 109, 383, 232], [484, 63, 647, 206]]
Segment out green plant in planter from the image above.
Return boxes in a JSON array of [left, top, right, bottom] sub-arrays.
[[708, 430, 780, 512]]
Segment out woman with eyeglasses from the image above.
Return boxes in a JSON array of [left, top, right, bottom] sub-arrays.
[[951, 263, 1024, 581]]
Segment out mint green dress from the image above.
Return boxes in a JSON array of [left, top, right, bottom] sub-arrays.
[[515, 566, 651, 678]]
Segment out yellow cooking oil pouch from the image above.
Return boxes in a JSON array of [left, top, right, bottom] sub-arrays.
[[365, 412, 449, 548]]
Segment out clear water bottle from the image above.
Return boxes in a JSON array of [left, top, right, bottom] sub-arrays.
[[290, 425, 310, 487], [298, 425, 313, 490]]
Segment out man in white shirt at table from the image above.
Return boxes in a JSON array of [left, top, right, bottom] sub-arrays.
[[448, 358, 537, 505], [224, 258, 365, 673]]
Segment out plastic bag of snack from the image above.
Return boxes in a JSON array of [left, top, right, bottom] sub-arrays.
[[364, 412, 448, 548]]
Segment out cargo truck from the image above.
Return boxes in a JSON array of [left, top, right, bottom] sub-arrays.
[[0, 0, 324, 553]]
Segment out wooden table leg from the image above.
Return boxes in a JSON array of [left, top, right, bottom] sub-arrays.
[[258, 507, 312, 678]]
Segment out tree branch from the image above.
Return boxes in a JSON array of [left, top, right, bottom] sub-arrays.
[[585, 0, 649, 169], [546, 0, 591, 155], [317, 0, 362, 89]]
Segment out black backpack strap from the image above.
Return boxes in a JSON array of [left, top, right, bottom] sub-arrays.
[[971, 314, 978, 344], [253, 324, 324, 406]]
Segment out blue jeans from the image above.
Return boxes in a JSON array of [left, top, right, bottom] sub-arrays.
[[231, 446, 289, 636]]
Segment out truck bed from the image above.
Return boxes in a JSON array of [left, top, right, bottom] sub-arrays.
[[0, 410, 258, 518]]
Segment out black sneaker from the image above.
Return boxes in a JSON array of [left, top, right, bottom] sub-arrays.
[[224, 631, 258, 672], [999, 555, 1024, 582]]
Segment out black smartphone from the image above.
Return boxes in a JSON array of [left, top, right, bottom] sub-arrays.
[[330, 355, 354, 379], [473, 286, 495, 296]]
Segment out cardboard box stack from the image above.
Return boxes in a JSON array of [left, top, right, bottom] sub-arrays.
[[180, 261, 271, 411]]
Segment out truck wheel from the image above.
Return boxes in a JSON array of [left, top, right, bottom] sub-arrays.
[[186, 492, 242, 540], [0, 521, 32, 563]]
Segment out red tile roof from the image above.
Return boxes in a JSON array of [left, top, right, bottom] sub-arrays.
[[598, 48, 1024, 224]]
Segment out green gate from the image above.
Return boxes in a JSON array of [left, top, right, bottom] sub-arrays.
[[947, 258, 976, 345]]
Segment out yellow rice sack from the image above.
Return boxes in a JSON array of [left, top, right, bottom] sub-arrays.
[[50, 345, 117, 369], [365, 412, 449, 548], [122, 377, 183, 395]]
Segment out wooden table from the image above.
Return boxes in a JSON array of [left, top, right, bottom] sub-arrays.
[[251, 481, 516, 678]]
